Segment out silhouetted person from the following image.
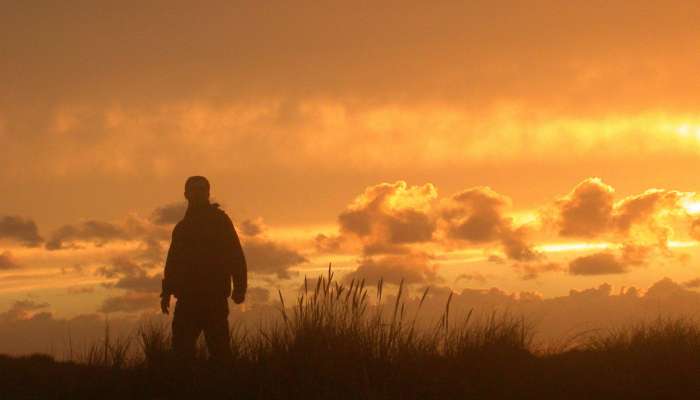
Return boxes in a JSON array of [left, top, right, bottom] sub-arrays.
[[160, 176, 247, 363]]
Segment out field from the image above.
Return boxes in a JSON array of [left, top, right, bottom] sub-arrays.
[[3, 269, 700, 399]]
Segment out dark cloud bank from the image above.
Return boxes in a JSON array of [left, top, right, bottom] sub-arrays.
[[5, 276, 700, 355]]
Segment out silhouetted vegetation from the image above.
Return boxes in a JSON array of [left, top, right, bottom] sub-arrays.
[[3, 267, 700, 399]]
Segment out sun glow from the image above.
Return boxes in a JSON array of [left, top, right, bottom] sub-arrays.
[[536, 242, 613, 253], [536, 240, 699, 254], [675, 123, 700, 140], [683, 199, 700, 214]]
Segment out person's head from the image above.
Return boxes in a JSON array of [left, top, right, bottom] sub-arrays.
[[184, 176, 210, 206]]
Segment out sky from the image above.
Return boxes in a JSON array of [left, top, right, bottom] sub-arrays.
[[3, 1, 700, 354]]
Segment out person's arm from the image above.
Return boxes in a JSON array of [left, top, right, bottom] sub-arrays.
[[222, 214, 247, 303], [161, 224, 182, 313], [231, 224, 247, 301]]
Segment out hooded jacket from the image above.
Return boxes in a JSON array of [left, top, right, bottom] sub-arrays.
[[161, 203, 247, 300]]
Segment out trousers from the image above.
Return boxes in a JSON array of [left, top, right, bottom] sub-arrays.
[[171, 296, 232, 362]]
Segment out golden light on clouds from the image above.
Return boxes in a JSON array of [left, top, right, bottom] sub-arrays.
[[18, 103, 700, 183], [674, 123, 700, 140], [4, 1, 700, 355], [682, 199, 700, 214]]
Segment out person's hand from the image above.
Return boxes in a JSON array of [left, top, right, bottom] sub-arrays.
[[160, 294, 171, 315], [232, 291, 245, 304]]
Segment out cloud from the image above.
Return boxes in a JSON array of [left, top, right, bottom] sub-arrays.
[[8, 274, 700, 355], [0, 251, 20, 270], [97, 256, 161, 293], [442, 187, 511, 243], [441, 187, 541, 261], [384, 209, 436, 244], [619, 243, 654, 266], [3, 3, 700, 280], [378, 276, 700, 341], [513, 262, 562, 280], [500, 226, 540, 262], [555, 178, 615, 238], [0, 216, 43, 247], [327, 181, 548, 278], [644, 277, 696, 301], [333, 181, 541, 264], [338, 181, 438, 253], [242, 238, 308, 279], [137, 237, 166, 264], [3, 2, 699, 117], [568, 252, 627, 275], [343, 252, 440, 285], [689, 218, 700, 241], [97, 257, 144, 278], [613, 189, 685, 233], [239, 218, 266, 237], [150, 202, 187, 225], [550, 179, 692, 271], [99, 292, 157, 313], [610, 189, 688, 252], [454, 273, 487, 284], [46, 220, 131, 250], [314, 233, 349, 254], [487, 255, 506, 264], [66, 286, 95, 294], [111, 274, 162, 293], [45, 215, 170, 253], [0, 300, 50, 322], [554, 178, 689, 242]]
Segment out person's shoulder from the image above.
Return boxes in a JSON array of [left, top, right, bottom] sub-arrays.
[[174, 217, 187, 226], [172, 219, 185, 233], [210, 203, 232, 222]]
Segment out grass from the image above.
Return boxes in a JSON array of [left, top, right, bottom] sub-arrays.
[[3, 265, 700, 399]]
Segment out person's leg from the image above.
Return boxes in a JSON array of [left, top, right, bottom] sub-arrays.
[[171, 299, 203, 362], [202, 297, 232, 363]]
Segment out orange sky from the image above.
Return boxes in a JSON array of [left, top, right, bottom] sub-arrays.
[[3, 1, 700, 352]]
